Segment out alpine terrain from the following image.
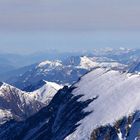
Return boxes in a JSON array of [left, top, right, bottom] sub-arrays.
[[0, 68, 140, 140], [0, 81, 62, 125], [3, 56, 126, 91]]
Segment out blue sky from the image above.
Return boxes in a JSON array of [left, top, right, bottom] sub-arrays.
[[0, 0, 140, 54]]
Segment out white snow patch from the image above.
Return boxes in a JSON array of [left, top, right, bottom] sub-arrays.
[[38, 60, 62, 68], [30, 81, 63, 104], [77, 56, 125, 70], [78, 56, 99, 70]]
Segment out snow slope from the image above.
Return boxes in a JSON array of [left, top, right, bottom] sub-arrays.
[[65, 68, 140, 140], [30, 81, 63, 104]]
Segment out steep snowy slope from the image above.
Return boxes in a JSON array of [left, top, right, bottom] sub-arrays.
[[30, 81, 63, 104], [1, 68, 140, 140], [65, 68, 140, 140]]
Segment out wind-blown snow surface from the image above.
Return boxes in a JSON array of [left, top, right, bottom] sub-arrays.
[[65, 68, 140, 140]]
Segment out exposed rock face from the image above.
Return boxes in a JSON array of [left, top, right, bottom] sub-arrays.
[[0, 81, 62, 124], [90, 112, 140, 140], [0, 83, 44, 122], [0, 86, 96, 140]]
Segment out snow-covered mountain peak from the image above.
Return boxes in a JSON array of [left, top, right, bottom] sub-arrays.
[[78, 56, 126, 70], [0, 82, 21, 95], [0, 80, 62, 125], [44, 80, 63, 90], [0, 82, 44, 123], [30, 80, 63, 104], [0, 82, 31, 99], [38, 60, 62, 68], [0, 82, 17, 90], [78, 56, 99, 70]]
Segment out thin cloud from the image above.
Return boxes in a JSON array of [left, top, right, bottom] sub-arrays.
[[0, 0, 140, 31]]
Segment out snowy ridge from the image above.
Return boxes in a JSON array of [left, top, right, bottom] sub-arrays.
[[0, 81, 62, 124], [30, 81, 63, 104], [45, 81, 63, 90], [78, 56, 99, 70], [78, 56, 126, 70], [0, 82, 44, 122], [65, 68, 140, 140], [38, 60, 62, 68]]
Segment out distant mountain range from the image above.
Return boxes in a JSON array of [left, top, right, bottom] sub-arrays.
[[0, 51, 88, 74], [2, 56, 126, 91], [1, 47, 140, 83]]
